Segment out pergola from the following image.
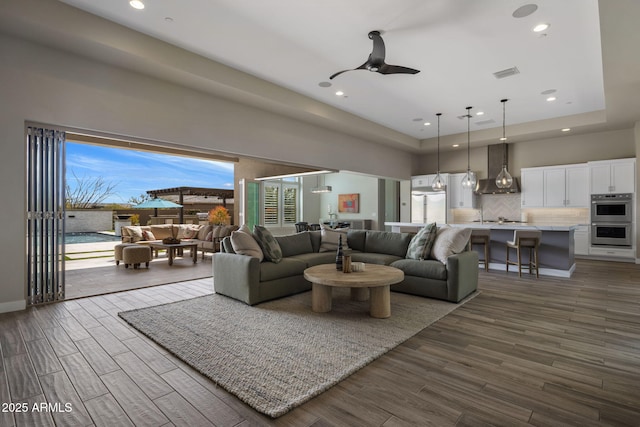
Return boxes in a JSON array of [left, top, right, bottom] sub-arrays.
[[146, 187, 234, 223]]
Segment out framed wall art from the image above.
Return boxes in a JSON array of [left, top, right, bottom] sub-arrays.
[[338, 193, 359, 213]]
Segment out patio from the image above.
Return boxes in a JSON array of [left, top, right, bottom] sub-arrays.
[[64, 241, 214, 299]]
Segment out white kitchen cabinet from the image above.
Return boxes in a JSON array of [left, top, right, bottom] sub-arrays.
[[449, 173, 477, 208], [525, 164, 589, 208], [574, 225, 590, 256], [565, 165, 590, 207], [411, 174, 448, 189], [589, 158, 636, 194], [521, 168, 544, 207]]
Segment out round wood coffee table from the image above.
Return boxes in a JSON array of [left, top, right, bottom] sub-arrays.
[[303, 264, 404, 318]]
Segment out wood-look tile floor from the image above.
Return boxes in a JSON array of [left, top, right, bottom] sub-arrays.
[[1, 259, 639, 426]]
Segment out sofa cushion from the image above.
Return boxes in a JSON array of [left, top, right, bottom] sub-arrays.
[[259, 258, 307, 282], [150, 224, 175, 240], [230, 225, 264, 261], [351, 252, 402, 265], [275, 232, 313, 257], [198, 225, 212, 241], [430, 226, 472, 264], [253, 225, 283, 263], [319, 227, 349, 252], [347, 230, 367, 252], [406, 223, 437, 260], [391, 259, 447, 281], [364, 231, 413, 257], [127, 226, 143, 240], [309, 231, 322, 253], [288, 252, 337, 267]]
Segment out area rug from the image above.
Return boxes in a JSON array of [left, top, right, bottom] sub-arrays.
[[119, 288, 477, 417]]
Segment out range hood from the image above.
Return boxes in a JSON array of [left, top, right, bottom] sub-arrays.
[[475, 144, 520, 194]]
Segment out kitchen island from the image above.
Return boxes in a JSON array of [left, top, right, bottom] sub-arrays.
[[384, 222, 577, 278]]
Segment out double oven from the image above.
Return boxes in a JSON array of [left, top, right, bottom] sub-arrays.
[[591, 193, 633, 247]]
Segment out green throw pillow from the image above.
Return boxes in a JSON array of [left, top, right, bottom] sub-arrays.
[[253, 225, 283, 263], [406, 223, 437, 260]]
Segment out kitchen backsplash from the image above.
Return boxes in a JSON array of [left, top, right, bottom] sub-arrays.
[[450, 193, 589, 225]]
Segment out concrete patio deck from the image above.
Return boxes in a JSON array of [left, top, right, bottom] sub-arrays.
[[64, 241, 214, 299]]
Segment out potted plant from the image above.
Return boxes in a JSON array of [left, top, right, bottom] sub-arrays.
[[208, 206, 230, 225]]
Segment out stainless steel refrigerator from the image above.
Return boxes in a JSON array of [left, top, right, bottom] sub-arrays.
[[411, 187, 447, 224]]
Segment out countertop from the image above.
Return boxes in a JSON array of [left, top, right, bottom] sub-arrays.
[[384, 222, 579, 231]]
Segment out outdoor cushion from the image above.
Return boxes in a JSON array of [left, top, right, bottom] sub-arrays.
[[230, 225, 264, 261], [430, 226, 472, 264], [197, 225, 212, 240], [364, 231, 413, 257], [253, 225, 283, 263], [127, 226, 143, 240], [182, 224, 201, 239], [406, 223, 437, 260], [391, 259, 447, 281], [205, 231, 213, 242], [275, 232, 313, 257], [149, 224, 175, 240], [141, 230, 156, 241]]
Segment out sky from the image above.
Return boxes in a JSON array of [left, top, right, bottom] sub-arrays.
[[66, 142, 234, 204]]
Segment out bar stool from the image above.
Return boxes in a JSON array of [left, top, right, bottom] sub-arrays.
[[468, 229, 490, 271], [506, 230, 541, 278]]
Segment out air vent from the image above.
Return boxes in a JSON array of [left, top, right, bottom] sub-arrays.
[[475, 119, 496, 126], [457, 115, 468, 120], [493, 67, 520, 79]]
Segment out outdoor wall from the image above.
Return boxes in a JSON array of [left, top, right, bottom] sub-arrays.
[[65, 210, 113, 233]]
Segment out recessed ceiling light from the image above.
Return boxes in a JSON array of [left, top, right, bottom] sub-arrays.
[[164, 17, 174, 23], [129, 0, 145, 10], [335, 91, 344, 96], [533, 23, 550, 32], [513, 4, 538, 18], [318, 81, 332, 88], [546, 96, 557, 102], [452, 144, 460, 148], [424, 122, 431, 126], [476, 111, 485, 116], [561, 128, 571, 132]]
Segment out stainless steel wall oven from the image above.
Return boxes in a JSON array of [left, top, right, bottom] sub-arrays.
[[591, 193, 633, 247]]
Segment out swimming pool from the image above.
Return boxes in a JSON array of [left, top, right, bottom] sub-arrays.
[[64, 232, 121, 244]]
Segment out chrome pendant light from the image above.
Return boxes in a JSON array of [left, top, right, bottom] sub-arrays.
[[431, 113, 445, 190], [461, 106, 477, 189], [496, 98, 514, 189]]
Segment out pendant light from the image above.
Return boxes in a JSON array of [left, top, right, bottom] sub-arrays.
[[461, 106, 477, 189], [431, 113, 445, 190], [496, 98, 514, 189]]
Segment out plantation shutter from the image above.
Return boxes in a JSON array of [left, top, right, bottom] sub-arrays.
[[263, 184, 279, 225], [283, 185, 298, 224], [26, 126, 66, 305]]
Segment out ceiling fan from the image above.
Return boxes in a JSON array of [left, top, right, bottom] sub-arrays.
[[330, 31, 421, 80]]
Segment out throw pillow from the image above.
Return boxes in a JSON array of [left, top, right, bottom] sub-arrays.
[[253, 225, 283, 263], [430, 226, 472, 264], [230, 225, 264, 261], [405, 223, 437, 260], [127, 226, 143, 239], [319, 226, 350, 252], [182, 225, 200, 239], [141, 230, 156, 241], [205, 231, 213, 242]]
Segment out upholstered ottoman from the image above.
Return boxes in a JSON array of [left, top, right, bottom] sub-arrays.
[[122, 245, 152, 269], [114, 243, 138, 266]]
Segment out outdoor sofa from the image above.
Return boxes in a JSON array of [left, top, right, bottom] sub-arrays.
[[121, 224, 238, 258], [214, 228, 478, 305]]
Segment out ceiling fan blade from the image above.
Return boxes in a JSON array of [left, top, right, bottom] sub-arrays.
[[368, 31, 386, 62], [329, 62, 368, 80], [378, 64, 421, 75]]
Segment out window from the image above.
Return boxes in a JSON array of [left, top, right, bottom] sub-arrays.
[[262, 179, 300, 227]]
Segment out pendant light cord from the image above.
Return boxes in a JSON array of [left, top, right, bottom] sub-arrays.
[[501, 98, 508, 165], [466, 106, 472, 170], [436, 113, 441, 172]]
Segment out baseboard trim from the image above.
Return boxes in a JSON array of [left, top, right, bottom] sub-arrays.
[[0, 299, 26, 314]]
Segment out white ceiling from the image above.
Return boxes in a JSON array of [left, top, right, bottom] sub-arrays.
[[56, 0, 605, 142]]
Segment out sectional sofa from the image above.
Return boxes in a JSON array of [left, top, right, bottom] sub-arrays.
[[121, 224, 238, 258], [213, 229, 478, 305]]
